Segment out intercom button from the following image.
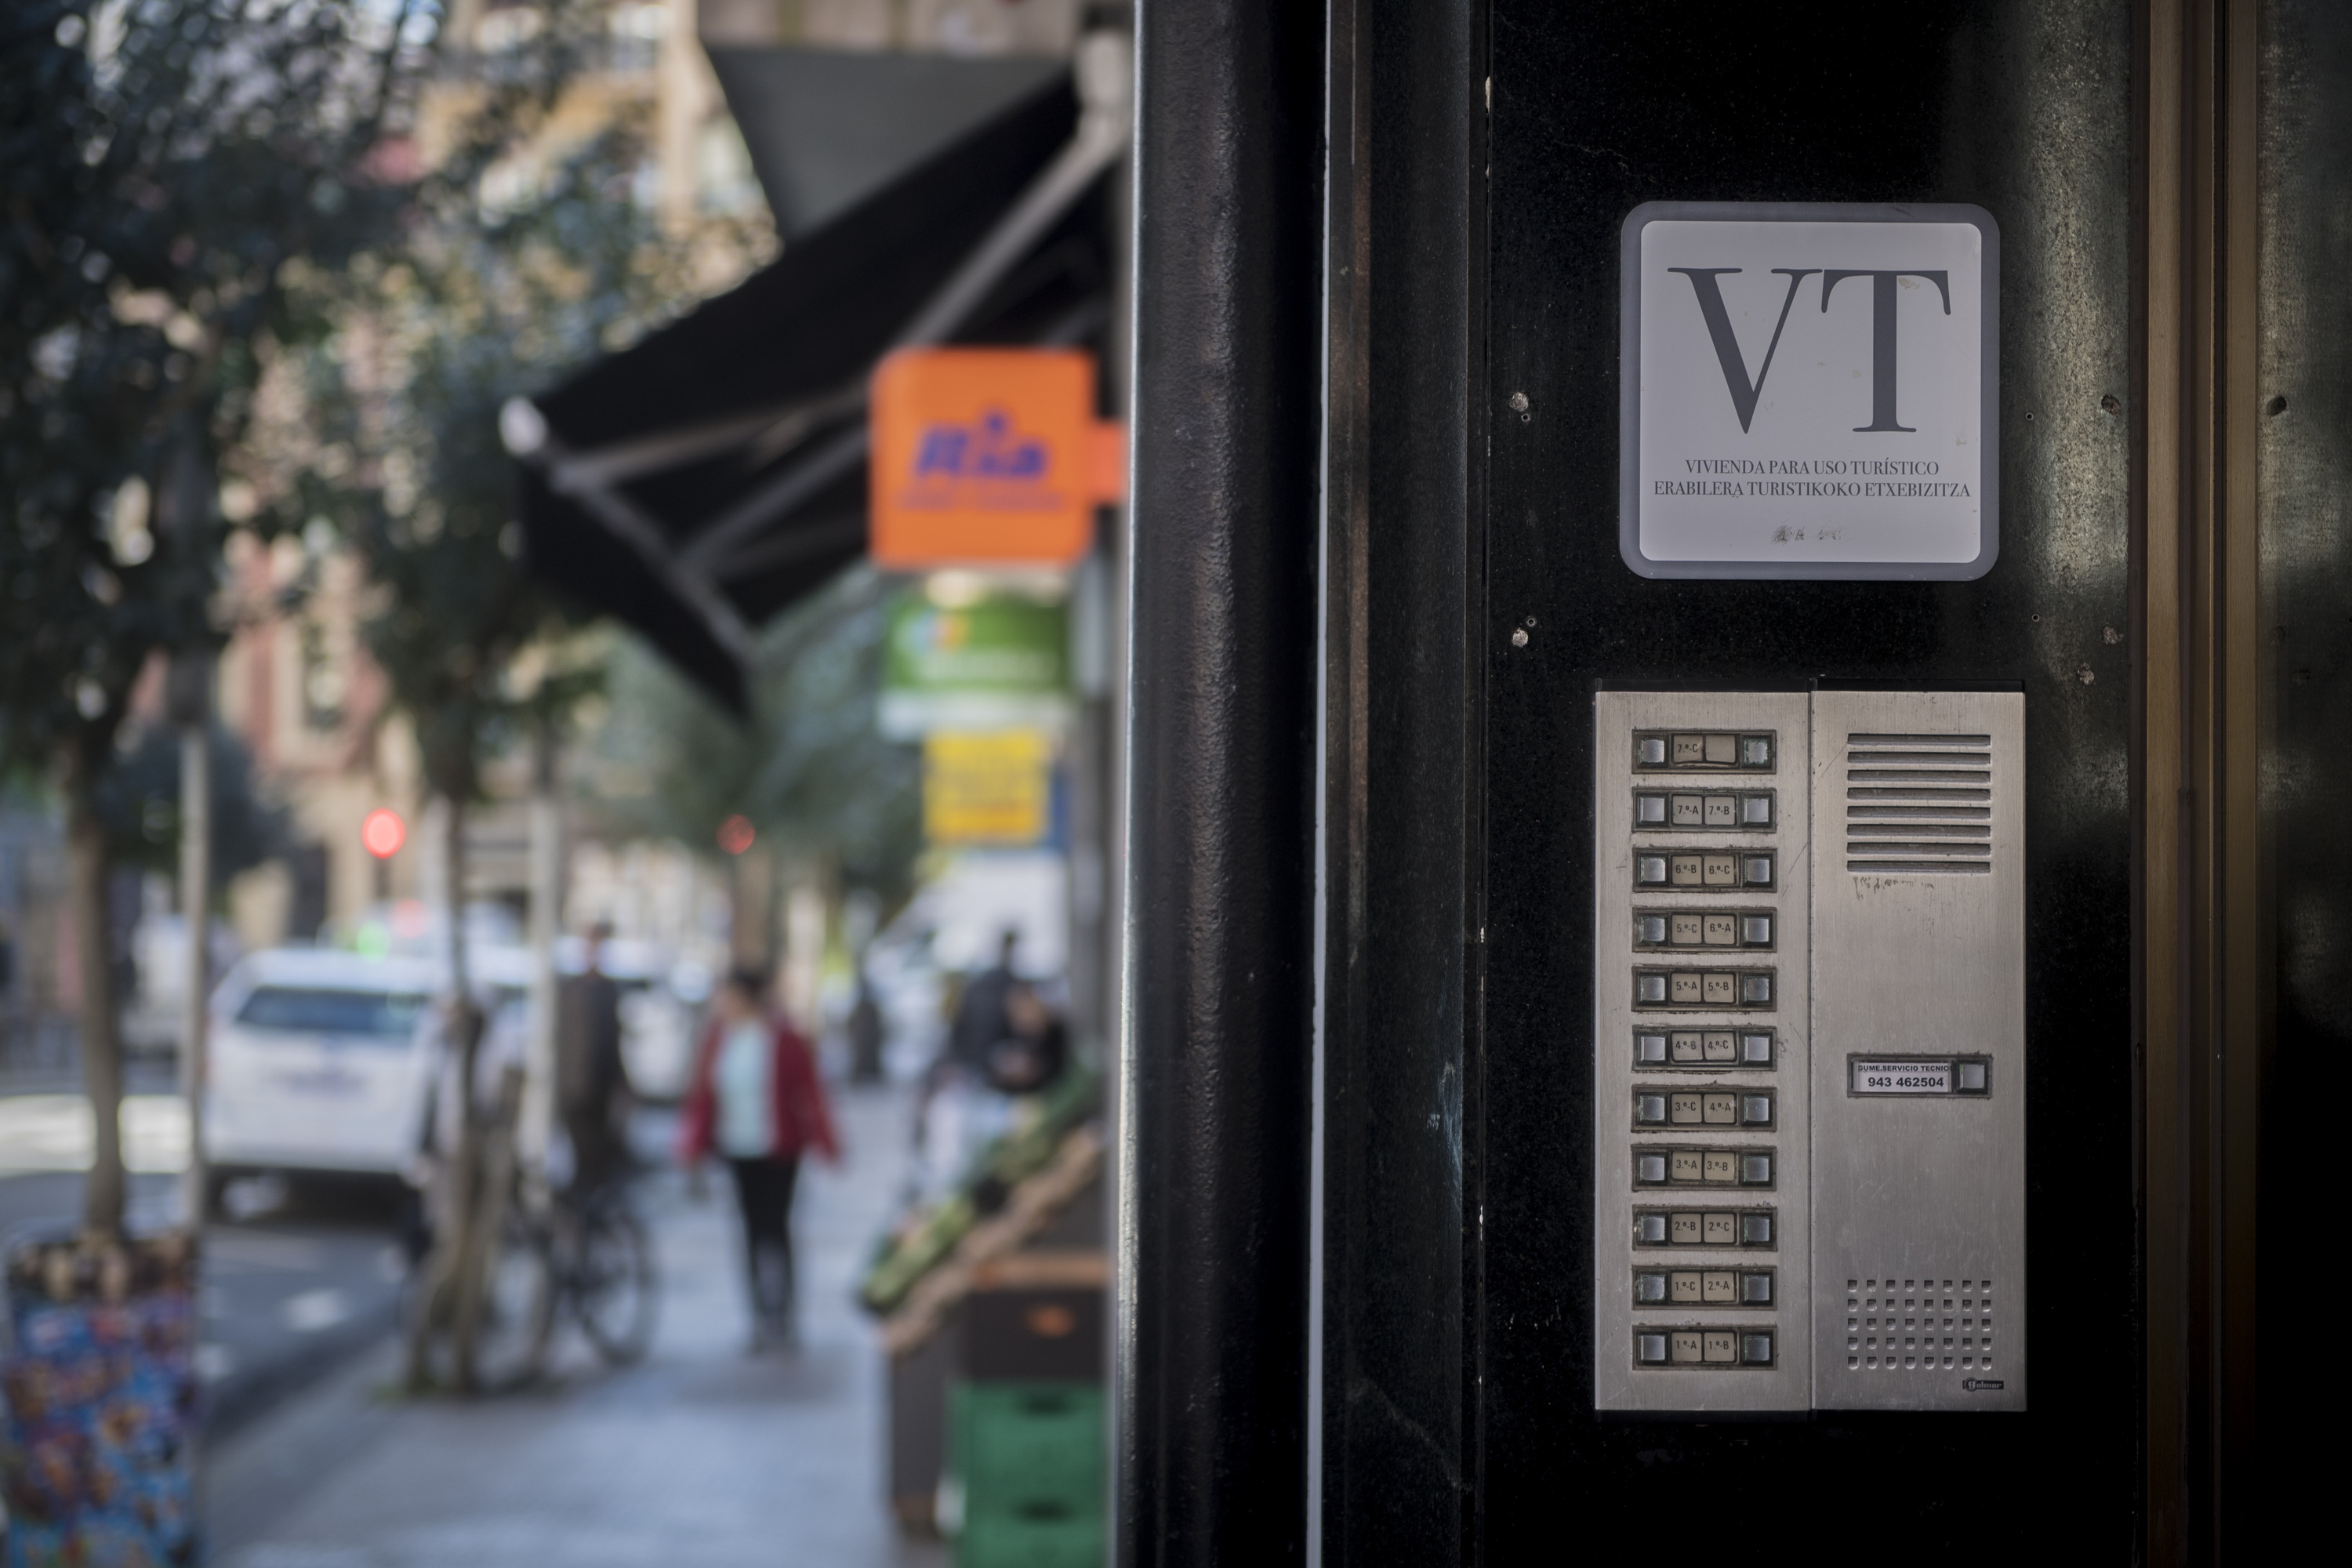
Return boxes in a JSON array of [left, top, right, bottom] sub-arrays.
[[1740, 974, 1773, 1005], [1670, 913, 1704, 946], [1635, 1033, 1669, 1065], [1740, 793, 1774, 826], [1740, 1094, 1773, 1126], [1637, 974, 1668, 1004], [1703, 1030, 1737, 1062], [1700, 973, 1736, 1005], [1670, 793, 1704, 826], [1742, 855, 1774, 887], [1670, 1213, 1704, 1245], [1700, 1151, 1736, 1184], [1635, 1272, 1669, 1304], [1740, 1032, 1775, 1065], [1669, 1031, 1703, 1063], [1740, 1333, 1775, 1366], [1637, 737, 1668, 766], [1740, 1272, 1773, 1305], [1955, 1060, 1989, 1093], [1668, 1272, 1701, 1304], [1670, 855, 1704, 887], [1637, 1334, 1669, 1364], [1638, 1214, 1671, 1244], [1704, 795, 1737, 827], [1635, 1154, 1668, 1183], [1668, 1093, 1702, 1125], [1701, 1271, 1736, 1304], [1740, 736, 1772, 767], [1671, 973, 1706, 1004], [1702, 913, 1738, 946], [1701, 1331, 1737, 1363], [1740, 1154, 1773, 1185], [1669, 1150, 1704, 1183], [1702, 855, 1738, 887], [1701, 1213, 1738, 1246], [1738, 1213, 1773, 1246], [1671, 734, 1706, 764], [1638, 855, 1670, 886], [1635, 793, 1668, 825], [1741, 916, 1773, 945], [1635, 1094, 1668, 1124], [1701, 1092, 1737, 1125], [1637, 915, 1668, 945], [1670, 1331, 1705, 1364]]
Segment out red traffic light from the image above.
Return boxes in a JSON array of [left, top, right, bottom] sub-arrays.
[[361, 808, 406, 859], [717, 815, 756, 856]]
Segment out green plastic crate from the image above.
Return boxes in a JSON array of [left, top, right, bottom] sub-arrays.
[[958, 1508, 1105, 1568], [953, 1381, 1105, 1516]]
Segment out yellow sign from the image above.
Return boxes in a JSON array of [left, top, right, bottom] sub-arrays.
[[922, 731, 1052, 846]]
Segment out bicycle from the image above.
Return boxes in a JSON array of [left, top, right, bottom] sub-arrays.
[[408, 1142, 658, 1392], [543, 1171, 659, 1367]]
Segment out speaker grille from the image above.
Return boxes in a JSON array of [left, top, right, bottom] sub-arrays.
[[1844, 732, 1993, 874]]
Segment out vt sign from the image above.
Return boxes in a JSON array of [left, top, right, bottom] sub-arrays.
[[1620, 202, 1999, 579]]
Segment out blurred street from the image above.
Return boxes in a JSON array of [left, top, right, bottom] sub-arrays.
[[205, 1083, 943, 1568]]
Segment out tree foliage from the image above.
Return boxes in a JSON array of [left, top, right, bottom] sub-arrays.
[[0, 0, 420, 781], [95, 723, 287, 883], [278, 7, 771, 809], [0, 0, 430, 1236], [590, 568, 923, 901]]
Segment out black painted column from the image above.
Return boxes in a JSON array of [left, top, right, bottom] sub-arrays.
[[1118, 1, 1324, 1563]]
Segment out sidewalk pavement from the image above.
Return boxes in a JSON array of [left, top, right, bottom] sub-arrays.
[[208, 1083, 948, 1568]]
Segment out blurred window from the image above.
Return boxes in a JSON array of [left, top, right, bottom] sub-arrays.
[[235, 986, 427, 1040]]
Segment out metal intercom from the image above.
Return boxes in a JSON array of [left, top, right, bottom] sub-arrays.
[[1592, 688, 2025, 1414]]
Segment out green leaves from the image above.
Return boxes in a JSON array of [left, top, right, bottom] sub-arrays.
[[1, 0, 424, 777]]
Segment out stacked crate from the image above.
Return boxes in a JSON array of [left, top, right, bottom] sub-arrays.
[[952, 1279, 1105, 1567]]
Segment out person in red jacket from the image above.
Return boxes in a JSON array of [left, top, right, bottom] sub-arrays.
[[679, 967, 840, 1349]]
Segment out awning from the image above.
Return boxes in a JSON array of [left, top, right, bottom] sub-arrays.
[[508, 62, 1124, 710]]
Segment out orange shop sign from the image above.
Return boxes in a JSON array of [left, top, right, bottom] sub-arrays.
[[869, 347, 1124, 569]]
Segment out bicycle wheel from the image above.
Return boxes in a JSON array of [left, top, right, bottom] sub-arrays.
[[467, 1202, 557, 1392], [572, 1201, 658, 1366]]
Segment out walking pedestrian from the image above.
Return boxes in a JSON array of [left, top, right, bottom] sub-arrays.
[[555, 922, 633, 1196], [945, 927, 1022, 1077], [678, 967, 840, 1351]]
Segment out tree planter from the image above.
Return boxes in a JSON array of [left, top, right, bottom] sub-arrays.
[[1, 1232, 198, 1568]]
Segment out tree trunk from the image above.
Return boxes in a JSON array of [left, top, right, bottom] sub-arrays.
[[63, 754, 126, 1239], [405, 789, 498, 1392], [178, 720, 211, 1229]]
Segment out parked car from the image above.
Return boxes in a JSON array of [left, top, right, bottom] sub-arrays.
[[201, 949, 441, 1196]]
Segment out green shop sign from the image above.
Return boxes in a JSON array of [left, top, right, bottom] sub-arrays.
[[880, 589, 1070, 739]]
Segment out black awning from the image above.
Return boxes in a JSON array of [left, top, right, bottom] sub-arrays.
[[707, 45, 1066, 240], [512, 73, 1114, 710]]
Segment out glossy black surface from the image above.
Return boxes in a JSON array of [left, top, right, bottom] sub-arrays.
[[2256, 0, 2350, 1533], [1122, 2, 1323, 1563], [1320, 2, 1483, 1565], [1477, 2, 2138, 1553]]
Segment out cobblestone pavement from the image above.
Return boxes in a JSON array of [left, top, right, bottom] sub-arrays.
[[207, 1084, 947, 1568]]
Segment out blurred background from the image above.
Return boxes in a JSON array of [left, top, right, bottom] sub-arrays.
[[0, 3, 1127, 1563]]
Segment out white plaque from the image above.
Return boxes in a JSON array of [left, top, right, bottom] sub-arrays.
[[1850, 1059, 1954, 1095], [1620, 202, 1998, 579]]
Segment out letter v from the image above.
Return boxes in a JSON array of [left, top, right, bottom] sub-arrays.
[[1667, 267, 1820, 433]]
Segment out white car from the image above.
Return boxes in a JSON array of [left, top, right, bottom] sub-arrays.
[[202, 949, 441, 1186]]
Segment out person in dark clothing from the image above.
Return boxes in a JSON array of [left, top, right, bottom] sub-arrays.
[[678, 968, 840, 1350], [946, 928, 1022, 1076], [555, 923, 632, 1195], [985, 981, 1068, 1094], [848, 965, 887, 1083]]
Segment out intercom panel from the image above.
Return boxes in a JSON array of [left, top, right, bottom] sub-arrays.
[[1593, 689, 2025, 1414]]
